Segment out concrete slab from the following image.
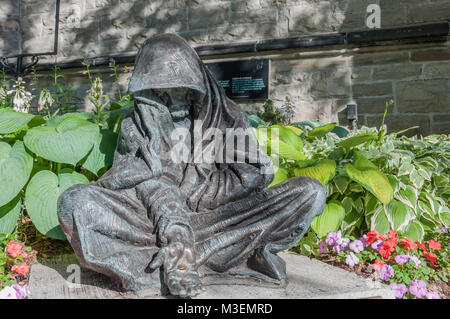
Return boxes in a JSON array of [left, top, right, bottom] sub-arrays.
[[29, 251, 395, 299]]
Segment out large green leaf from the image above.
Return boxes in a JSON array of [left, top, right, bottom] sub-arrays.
[[371, 205, 391, 234], [403, 220, 424, 242], [24, 116, 99, 166], [0, 141, 33, 206], [0, 109, 35, 134], [337, 133, 378, 150], [308, 123, 337, 138], [311, 200, 346, 238], [25, 169, 89, 240], [268, 167, 289, 187], [371, 200, 415, 233], [45, 112, 93, 127], [81, 130, 118, 176], [255, 126, 306, 160], [294, 159, 336, 184], [346, 153, 393, 204], [0, 196, 22, 234]]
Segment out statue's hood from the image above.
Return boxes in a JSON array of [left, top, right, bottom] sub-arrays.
[[128, 34, 206, 100]]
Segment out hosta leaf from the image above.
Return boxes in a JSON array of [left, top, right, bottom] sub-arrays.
[[337, 133, 378, 150], [24, 116, 99, 166], [294, 159, 336, 184], [0, 196, 21, 234], [285, 125, 303, 136], [395, 185, 418, 211], [371, 205, 391, 234], [45, 112, 93, 127], [0, 109, 35, 134], [271, 125, 304, 151], [308, 123, 337, 138], [403, 220, 424, 242], [330, 125, 349, 138], [81, 130, 118, 176], [274, 140, 306, 160], [346, 153, 393, 204], [398, 162, 414, 176], [0, 141, 33, 206], [353, 197, 364, 213], [334, 175, 350, 194], [311, 200, 345, 238], [385, 200, 414, 230], [25, 169, 89, 240], [409, 169, 424, 189], [342, 197, 353, 213], [342, 210, 362, 233], [439, 211, 450, 228], [268, 167, 289, 187]]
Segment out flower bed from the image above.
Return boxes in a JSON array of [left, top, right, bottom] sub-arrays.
[[0, 232, 35, 299], [297, 229, 449, 299]]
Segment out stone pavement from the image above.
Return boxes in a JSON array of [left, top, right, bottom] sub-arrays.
[[29, 251, 395, 299]]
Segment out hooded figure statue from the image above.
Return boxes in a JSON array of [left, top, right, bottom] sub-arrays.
[[58, 34, 326, 297]]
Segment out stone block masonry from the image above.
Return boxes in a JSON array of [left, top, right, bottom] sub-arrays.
[[0, 0, 449, 135]]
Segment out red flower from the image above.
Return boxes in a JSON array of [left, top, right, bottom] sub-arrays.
[[427, 240, 441, 251], [366, 231, 385, 244], [424, 252, 437, 265], [11, 263, 30, 276], [400, 238, 416, 250], [415, 241, 427, 252], [379, 245, 394, 259], [373, 259, 386, 271], [386, 230, 398, 239], [6, 241, 23, 259]]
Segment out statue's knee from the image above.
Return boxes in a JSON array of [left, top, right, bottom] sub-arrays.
[[57, 184, 90, 227], [290, 176, 326, 209]]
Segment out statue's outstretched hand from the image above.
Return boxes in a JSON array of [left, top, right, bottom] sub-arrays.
[[150, 241, 205, 298]]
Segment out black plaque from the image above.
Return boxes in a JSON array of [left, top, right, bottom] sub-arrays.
[[205, 59, 269, 100]]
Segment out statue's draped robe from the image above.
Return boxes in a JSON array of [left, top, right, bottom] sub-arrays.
[[58, 34, 326, 291]]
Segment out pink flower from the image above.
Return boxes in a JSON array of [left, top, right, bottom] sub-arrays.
[[427, 240, 441, 251], [409, 280, 428, 298], [394, 254, 410, 264], [11, 284, 30, 299], [11, 263, 30, 276], [345, 252, 359, 268], [349, 240, 364, 253], [379, 264, 394, 281], [389, 283, 407, 299], [6, 241, 23, 258]]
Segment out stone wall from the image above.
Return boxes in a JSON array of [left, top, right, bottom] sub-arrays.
[[0, 0, 449, 135]]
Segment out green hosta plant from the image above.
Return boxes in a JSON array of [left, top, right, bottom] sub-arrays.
[[252, 101, 449, 242]]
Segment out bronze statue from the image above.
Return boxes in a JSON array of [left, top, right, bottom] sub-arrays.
[[57, 34, 326, 298]]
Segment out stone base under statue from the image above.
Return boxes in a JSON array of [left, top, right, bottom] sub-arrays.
[[29, 252, 394, 299]]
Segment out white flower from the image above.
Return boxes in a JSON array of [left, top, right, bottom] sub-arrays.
[[10, 77, 33, 113]]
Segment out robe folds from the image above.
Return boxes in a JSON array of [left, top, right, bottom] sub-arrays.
[[57, 34, 326, 291]]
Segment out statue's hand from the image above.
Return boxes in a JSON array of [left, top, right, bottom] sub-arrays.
[[150, 242, 205, 298]]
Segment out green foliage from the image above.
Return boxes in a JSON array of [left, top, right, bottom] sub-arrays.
[[0, 60, 131, 239], [252, 100, 450, 241], [311, 200, 346, 238]]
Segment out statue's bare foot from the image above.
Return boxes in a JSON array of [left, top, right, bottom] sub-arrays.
[[247, 246, 287, 281]]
